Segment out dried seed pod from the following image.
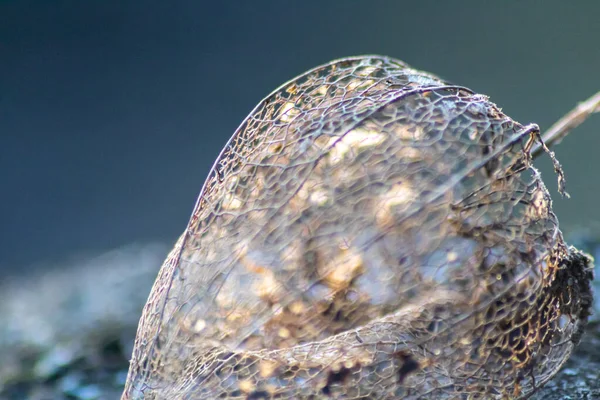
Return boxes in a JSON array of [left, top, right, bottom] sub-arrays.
[[122, 56, 594, 399]]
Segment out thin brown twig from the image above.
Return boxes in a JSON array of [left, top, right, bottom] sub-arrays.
[[533, 90, 600, 158]]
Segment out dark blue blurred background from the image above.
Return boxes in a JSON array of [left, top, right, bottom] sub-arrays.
[[2, 1, 600, 275]]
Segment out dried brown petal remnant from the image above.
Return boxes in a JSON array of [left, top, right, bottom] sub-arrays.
[[122, 56, 594, 399]]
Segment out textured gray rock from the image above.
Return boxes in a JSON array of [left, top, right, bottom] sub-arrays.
[[0, 243, 166, 400], [0, 239, 597, 399]]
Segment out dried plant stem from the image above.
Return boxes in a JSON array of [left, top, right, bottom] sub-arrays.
[[533, 90, 600, 158]]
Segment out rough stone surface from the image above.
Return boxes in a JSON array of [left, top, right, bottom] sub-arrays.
[[0, 243, 166, 400], [0, 240, 596, 400], [0, 242, 600, 400]]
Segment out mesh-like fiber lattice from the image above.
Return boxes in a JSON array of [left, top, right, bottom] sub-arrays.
[[122, 56, 593, 399]]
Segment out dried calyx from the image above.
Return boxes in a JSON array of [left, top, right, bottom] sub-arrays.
[[122, 56, 597, 400]]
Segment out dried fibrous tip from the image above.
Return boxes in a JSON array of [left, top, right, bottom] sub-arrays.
[[122, 56, 594, 399]]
